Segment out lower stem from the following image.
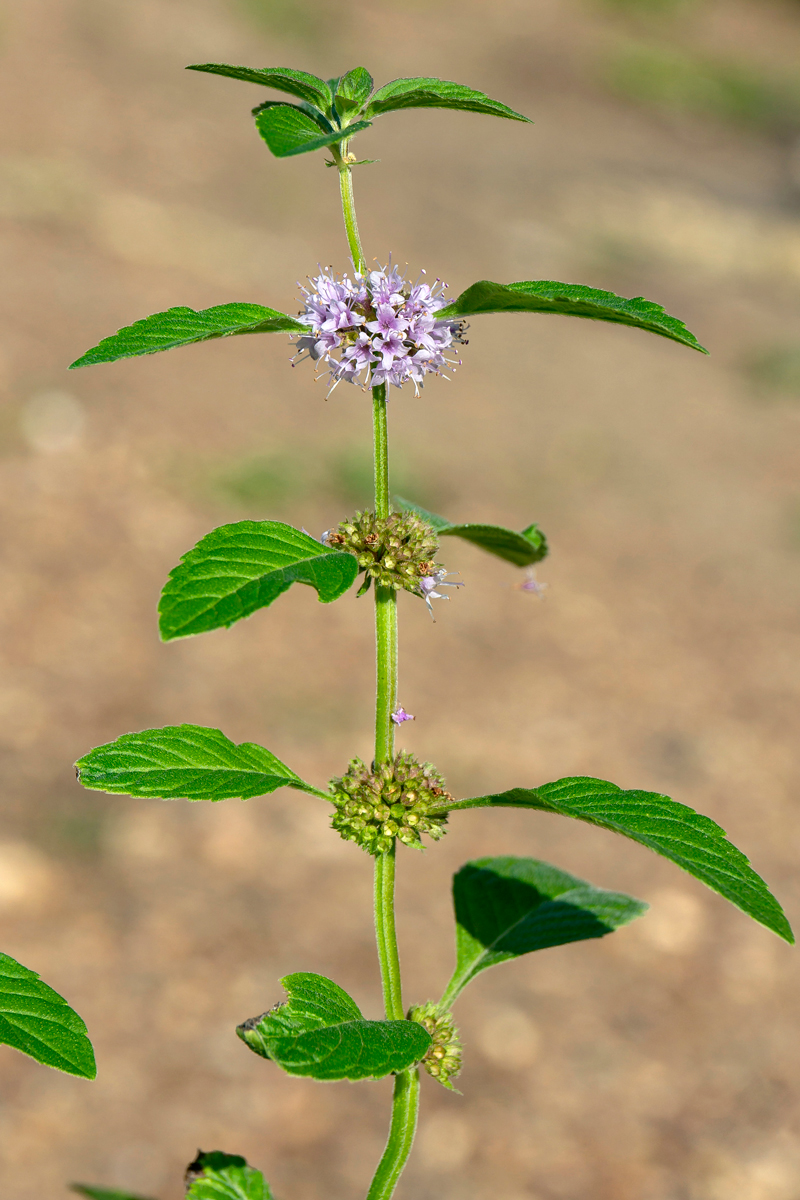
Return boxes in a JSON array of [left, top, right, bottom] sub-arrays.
[[365, 1069, 421, 1200]]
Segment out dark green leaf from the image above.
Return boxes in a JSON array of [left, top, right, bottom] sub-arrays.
[[71, 1188, 156, 1200], [186, 1151, 272, 1200], [442, 857, 647, 1005], [254, 104, 371, 157], [187, 63, 332, 111], [366, 76, 530, 122], [443, 778, 793, 942], [237, 972, 431, 1081], [438, 280, 708, 353], [335, 67, 374, 114], [70, 304, 307, 369], [75, 724, 320, 802], [0, 952, 95, 1078], [158, 521, 359, 641], [394, 497, 547, 568]]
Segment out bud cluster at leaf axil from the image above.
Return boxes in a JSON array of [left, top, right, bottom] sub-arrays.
[[408, 1001, 463, 1088], [324, 510, 441, 595], [329, 752, 451, 853]]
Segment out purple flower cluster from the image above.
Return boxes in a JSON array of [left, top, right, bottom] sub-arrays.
[[293, 264, 467, 396]]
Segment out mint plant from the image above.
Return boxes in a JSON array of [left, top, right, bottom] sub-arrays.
[[68, 65, 792, 1200]]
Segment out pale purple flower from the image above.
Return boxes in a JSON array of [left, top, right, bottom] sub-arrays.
[[391, 706, 415, 725], [293, 263, 467, 396], [418, 569, 464, 619], [516, 570, 548, 597]]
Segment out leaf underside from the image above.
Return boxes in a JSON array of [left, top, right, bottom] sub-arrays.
[[186, 1151, 272, 1200], [0, 952, 95, 1078], [438, 280, 708, 353], [75, 724, 313, 802], [445, 778, 792, 942], [366, 77, 530, 122], [158, 521, 359, 641], [444, 856, 647, 1003], [254, 104, 371, 157], [237, 972, 431, 1081], [187, 63, 333, 111], [69, 304, 308, 369], [394, 497, 547, 568]]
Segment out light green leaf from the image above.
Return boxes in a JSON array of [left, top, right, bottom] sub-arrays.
[[0, 953, 95, 1078], [186, 63, 332, 111], [442, 778, 793, 942], [335, 67, 374, 114], [70, 303, 308, 369], [237, 972, 431, 1081], [366, 76, 530, 122], [394, 497, 547, 568], [158, 521, 359, 641], [71, 1188, 156, 1200], [438, 280, 708, 353], [442, 857, 647, 1005], [254, 104, 371, 157], [75, 724, 320, 803], [186, 1151, 272, 1200]]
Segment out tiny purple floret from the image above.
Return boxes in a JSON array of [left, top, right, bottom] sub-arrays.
[[391, 706, 415, 725]]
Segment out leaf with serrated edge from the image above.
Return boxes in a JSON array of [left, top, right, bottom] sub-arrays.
[[335, 67, 374, 113], [187, 63, 332, 111], [254, 104, 371, 157], [237, 972, 431, 1081], [0, 953, 95, 1078], [438, 280, 707, 353], [159, 521, 359, 641], [441, 857, 647, 1006], [70, 303, 308, 369], [442, 778, 793, 942], [394, 497, 547, 568], [366, 76, 530, 122], [186, 1151, 272, 1200], [75, 724, 320, 802], [71, 1188, 156, 1200]]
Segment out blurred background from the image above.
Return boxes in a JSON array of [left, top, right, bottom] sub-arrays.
[[0, 0, 799, 1197]]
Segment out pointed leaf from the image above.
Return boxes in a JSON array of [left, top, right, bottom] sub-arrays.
[[438, 280, 708, 353], [254, 104, 371, 157], [75, 724, 320, 802], [442, 857, 647, 1005], [443, 778, 793, 942], [70, 303, 308, 369], [158, 521, 359, 641], [187, 63, 332, 111], [186, 1151, 272, 1200], [366, 76, 530, 122], [394, 497, 547, 567], [71, 1188, 156, 1200], [237, 972, 431, 1081], [0, 953, 95, 1078], [335, 67, 374, 114]]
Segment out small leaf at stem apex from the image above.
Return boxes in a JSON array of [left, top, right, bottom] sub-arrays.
[[443, 856, 647, 1005], [365, 76, 530, 122], [0, 952, 96, 1078], [394, 497, 548, 568], [185, 1150, 273, 1200], [159, 521, 359, 641], [442, 778, 793, 942], [437, 280, 708, 353], [75, 724, 320, 803], [237, 972, 431, 1081], [70, 303, 307, 369]]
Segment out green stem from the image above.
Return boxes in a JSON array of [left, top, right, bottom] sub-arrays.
[[365, 1069, 421, 1200], [332, 143, 366, 272]]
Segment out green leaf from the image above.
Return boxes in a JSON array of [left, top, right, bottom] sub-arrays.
[[443, 778, 793, 942], [254, 104, 371, 157], [0, 952, 95, 1078], [365, 76, 530, 122], [394, 497, 547, 568], [335, 67, 374, 114], [158, 521, 359, 641], [237, 972, 431, 1081], [187, 63, 332, 111], [75, 724, 320, 803], [71, 1188, 156, 1200], [70, 304, 308, 369], [186, 1151, 272, 1200], [438, 280, 708, 353], [442, 857, 647, 1005]]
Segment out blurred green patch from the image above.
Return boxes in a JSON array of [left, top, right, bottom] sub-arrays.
[[743, 344, 800, 401], [786, 499, 800, 551], [605, 45, 800, 137], [597, 0, 696, 14], [212, 453, 305, 508], [231, 0, 340, 44]]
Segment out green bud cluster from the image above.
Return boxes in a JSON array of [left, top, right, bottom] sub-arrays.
[[329, 752, 450, 854], [325, 510, 441, 594], [408, 1001, 462, 1088]]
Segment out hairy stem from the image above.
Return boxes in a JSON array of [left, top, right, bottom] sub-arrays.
[[365, 1069, 421, 1200], [333, 143, 366, 273]]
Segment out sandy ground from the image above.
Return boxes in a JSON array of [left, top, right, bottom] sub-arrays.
[[0, 0, 799, 1197]]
